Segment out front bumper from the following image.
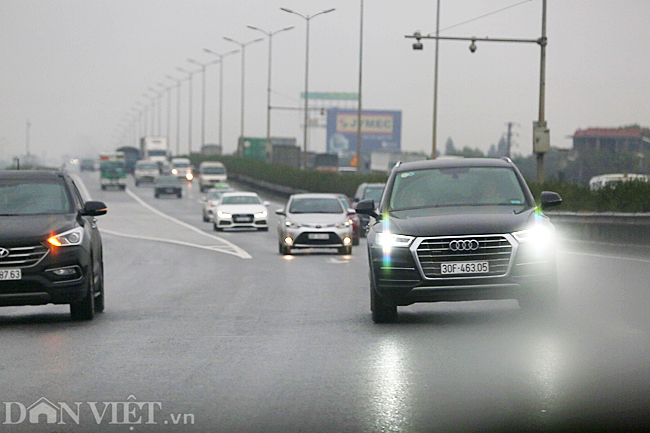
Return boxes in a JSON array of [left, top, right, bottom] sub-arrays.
[[216, 213, 268, 229], [281, 226, 353, 249], [0, 246, 89, 306], [369, 233, 557, 306]]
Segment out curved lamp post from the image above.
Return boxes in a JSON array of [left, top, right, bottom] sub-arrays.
[[280, 6, 335, 167]]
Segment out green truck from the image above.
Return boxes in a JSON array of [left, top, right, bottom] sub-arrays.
[[99, 152, 127, 190]]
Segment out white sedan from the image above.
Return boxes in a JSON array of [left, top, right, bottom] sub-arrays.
[[213, 192, 269, 232]]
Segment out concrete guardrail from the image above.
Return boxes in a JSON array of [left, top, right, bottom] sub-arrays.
[[233, 174, 650, 246]]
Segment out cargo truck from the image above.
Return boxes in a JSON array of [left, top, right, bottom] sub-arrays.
[[139, 136, 169, 166], [99, 152, 127, 190]]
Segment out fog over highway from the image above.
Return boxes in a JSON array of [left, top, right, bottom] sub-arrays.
[[1, 171, 649, 432]]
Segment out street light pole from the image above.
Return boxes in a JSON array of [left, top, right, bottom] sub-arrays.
[[223, 36, 264, 156], [177, 66, 201, 155], [356, 0, 364, 171], [247, 25, 294, 150], [187, 58, 220, 151], [406, 0, 548, 181], [203, 49, 240, 150], [536, 0, 548, 184], [281, 7, 336, 168], [157, 82, 172, 155], [166, 75, 183, 156], [148, 86, 164, 136], [432, 0, 441, 160]]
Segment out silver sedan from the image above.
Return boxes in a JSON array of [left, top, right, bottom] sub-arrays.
[[275, 193, 355, 255]]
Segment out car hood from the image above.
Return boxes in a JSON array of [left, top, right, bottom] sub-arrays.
[[0, 214, 78, 245], [287, 213, 347, 225], [382, 206, 542, 237], [218, 204, 267, 214]]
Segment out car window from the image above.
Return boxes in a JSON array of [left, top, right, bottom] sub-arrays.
[[137, 163, 158, 170], [362, 186, 384, 202], [0, 180, 73, 215], [389, 167, 526, 211], [289, 198, 344, 214], [157, 176, 180, 184], [221, 195, 261, 205], [202, 167, 226, 175], [68, 179, 85, 209]]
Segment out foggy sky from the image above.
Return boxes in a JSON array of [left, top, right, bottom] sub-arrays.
[[1, 0, 649, 165]]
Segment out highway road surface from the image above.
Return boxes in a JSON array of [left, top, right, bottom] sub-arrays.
[[1, 171, 649, 432]]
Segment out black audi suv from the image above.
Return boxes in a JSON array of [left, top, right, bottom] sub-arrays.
[[356, 158, 562, 323], [0, 170, 107, 320]]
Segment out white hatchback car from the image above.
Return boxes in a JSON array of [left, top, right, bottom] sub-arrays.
[[213, 192, 269, 231]]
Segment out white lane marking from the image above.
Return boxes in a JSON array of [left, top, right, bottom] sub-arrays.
[[101, 228, 247, 256], [560, 250, 650, 264], [125, 187, 251, 259]]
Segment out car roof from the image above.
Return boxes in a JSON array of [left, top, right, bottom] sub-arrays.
[[393, 157, 513, 172], [290, 193, 341, 200], [0, 170, 67, 181], [221, 191, 258, 197]]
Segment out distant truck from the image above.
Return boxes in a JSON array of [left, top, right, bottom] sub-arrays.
[[79, 159, 96, 172], [139, 136, 169, 166], [116, 146, 140, 174], [197, 161, 227, 192], [314, 153, 339, 173], [271, 144, 301, 169], [99, 152, 127, 190]]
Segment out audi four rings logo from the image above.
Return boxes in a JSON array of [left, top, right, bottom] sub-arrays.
[[0, 248, 9, 258], [449, 239, 480, 251]]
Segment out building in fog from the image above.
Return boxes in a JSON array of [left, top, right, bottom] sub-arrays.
[[572, 127, 650, 154]]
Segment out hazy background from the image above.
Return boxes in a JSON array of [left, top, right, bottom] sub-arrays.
[[1, 0, 649, 165]]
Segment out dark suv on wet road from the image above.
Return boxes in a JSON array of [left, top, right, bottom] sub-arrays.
[[0, 170, 107, 320], [356, 158, 562, 323]]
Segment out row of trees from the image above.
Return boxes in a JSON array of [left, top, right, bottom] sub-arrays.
[[443, 137, 650, 186]]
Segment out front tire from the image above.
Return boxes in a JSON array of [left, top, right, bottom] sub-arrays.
[[70, 264, 95, 321], [339, 246, 352, 255], [370, 275, 397, 323], [94, 260, 105, 313]]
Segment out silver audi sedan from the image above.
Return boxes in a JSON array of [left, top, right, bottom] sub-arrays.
[[275, 193, 355, 255]]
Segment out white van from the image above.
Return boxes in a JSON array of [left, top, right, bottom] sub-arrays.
[[198, 161, 228, 192], [134, 160, 160, 186]]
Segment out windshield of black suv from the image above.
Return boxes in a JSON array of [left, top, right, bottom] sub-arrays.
[[388, 166, 527, 211], [221, 195, 261, 205], [362, 186, 384, 202], [0, 180, 73, 215], [289, 197, 344, 214]]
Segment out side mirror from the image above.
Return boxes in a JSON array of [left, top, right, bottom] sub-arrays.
[[540, 191, 562, 210], [347, 208, 356, 216], [263, 201, 270, 207], [355, 199, 380, 220], [275, 209, 286, 216], [82, 201, 107, 217]]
